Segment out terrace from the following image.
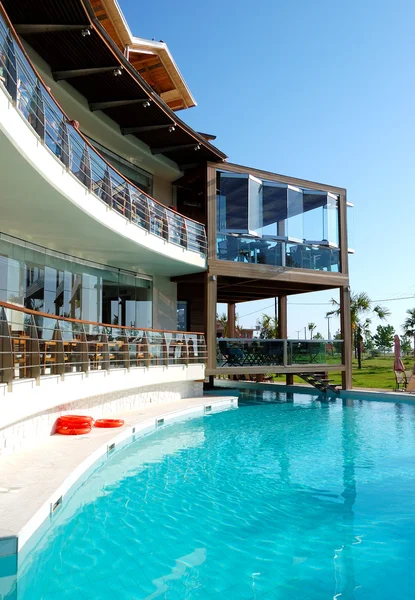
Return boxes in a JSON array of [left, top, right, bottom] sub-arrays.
[[0, 9, 206, 258]]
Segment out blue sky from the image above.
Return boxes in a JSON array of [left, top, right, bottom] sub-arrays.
[[120, 0, 415, 339]]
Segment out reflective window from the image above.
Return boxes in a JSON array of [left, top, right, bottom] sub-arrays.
[[325, 194, 339, 246], [248, 175, 262, 232], [286, 186, 303, 240], [216, 169, 342, 271], [217, 172, 249, 232], [0, 236, 153, 328], [177, 300, 188, 331], [87, 137, 153, 196], [260, 182, 287, 237]]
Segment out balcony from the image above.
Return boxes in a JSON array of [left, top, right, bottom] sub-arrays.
[[0, 300, 206, 426], [216, 338, 344, 372], [0, 12, 207, 275], [214, 166, 348, 275], [217, 233, 340, 271]]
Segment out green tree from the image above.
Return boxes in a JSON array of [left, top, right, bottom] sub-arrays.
[[401, 335, 412, 356], [364, 331, 375, 353], [372, 324, 395, 354], [314, 332, 324, 340], [327, 292, 390, 370], [256, 314, 278, 339], [308, 322, 316, 339], [402, 308, 415, 360], [216, 312, 243, 337]]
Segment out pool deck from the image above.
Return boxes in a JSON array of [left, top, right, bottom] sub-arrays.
[[0, 395, 237, 558]]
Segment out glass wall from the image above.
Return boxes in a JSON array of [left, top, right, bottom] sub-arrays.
[[216, 169, 341, 271], [87, 137, 153, 196], [0, 235, 152, 328]]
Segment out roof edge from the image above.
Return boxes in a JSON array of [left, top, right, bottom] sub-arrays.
[[97, 0, 197, 110]]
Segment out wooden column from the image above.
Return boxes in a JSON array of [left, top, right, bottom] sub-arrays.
[[228, 302, 236, 337], [278, 296, 292, 385], [52, 324, 65, 377], [27, 315, 40, 381], [101, 333, 110, 371], [206, 164, 217, 262], [0, 308, 13, 387], [78, 326, 88, 373], [205, 162, 218, 384], [340, 286, 352, 390], [338, 191, 349, 276], [205, 271, 217, 374], [277, 296, 287, 338]]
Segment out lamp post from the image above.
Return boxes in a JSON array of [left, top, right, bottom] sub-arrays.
[[296, 330, 301, 339]]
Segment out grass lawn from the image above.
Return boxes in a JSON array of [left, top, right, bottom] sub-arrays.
[[292, 355, 414, 390]]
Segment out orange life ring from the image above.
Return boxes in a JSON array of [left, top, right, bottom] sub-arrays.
[[94, 419, 124, 428], [57, 415, 94, 424], [56, 425, 91, 435]]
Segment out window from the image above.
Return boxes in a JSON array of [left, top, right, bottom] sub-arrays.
[[177, 301, 188, 331], [86, 137, 153, 196]]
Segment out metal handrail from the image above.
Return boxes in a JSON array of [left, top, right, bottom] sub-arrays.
[[0, 301, 206, 388], [216, 233, 340, 271], [216, 338, 343, 368], [0, 10, 207, 255]]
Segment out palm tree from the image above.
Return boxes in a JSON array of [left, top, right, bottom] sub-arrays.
[[327, 292, 390, 370], [216, 312, 229, 337], [256, 314, 278, 339], [307, 322, 316, 339], [402, 308, 415, 361]]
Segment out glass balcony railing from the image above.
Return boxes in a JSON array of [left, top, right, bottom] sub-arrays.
[[216, 233, 340, 272], [217, 338, 344, 367], [0, 11, 207, 257], [0, 300, 206, 387]]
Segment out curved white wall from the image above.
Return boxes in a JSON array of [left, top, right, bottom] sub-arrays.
[[0, 88, 206, 276]]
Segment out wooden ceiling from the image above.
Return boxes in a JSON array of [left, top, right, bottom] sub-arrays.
[[171, 273, 342, 304], [90, 0, 193, 111], [90, 0, 124, 50], [128, 52, 180, 109]]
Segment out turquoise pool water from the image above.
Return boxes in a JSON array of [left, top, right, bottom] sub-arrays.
[[11, 391, 415, 599]]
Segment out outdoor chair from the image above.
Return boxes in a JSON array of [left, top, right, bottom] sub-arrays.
[[261, 342, 284, 366], [218, 340, 244, 366], [394, 370, 408, 391]]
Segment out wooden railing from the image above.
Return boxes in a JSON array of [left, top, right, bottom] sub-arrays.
[[0, 301, 206, 387]]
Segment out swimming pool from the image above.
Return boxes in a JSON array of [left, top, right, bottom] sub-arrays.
[[8, 390, 415, 599]]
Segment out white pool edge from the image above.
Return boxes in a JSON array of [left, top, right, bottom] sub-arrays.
[[0, 397, 238, 559]]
